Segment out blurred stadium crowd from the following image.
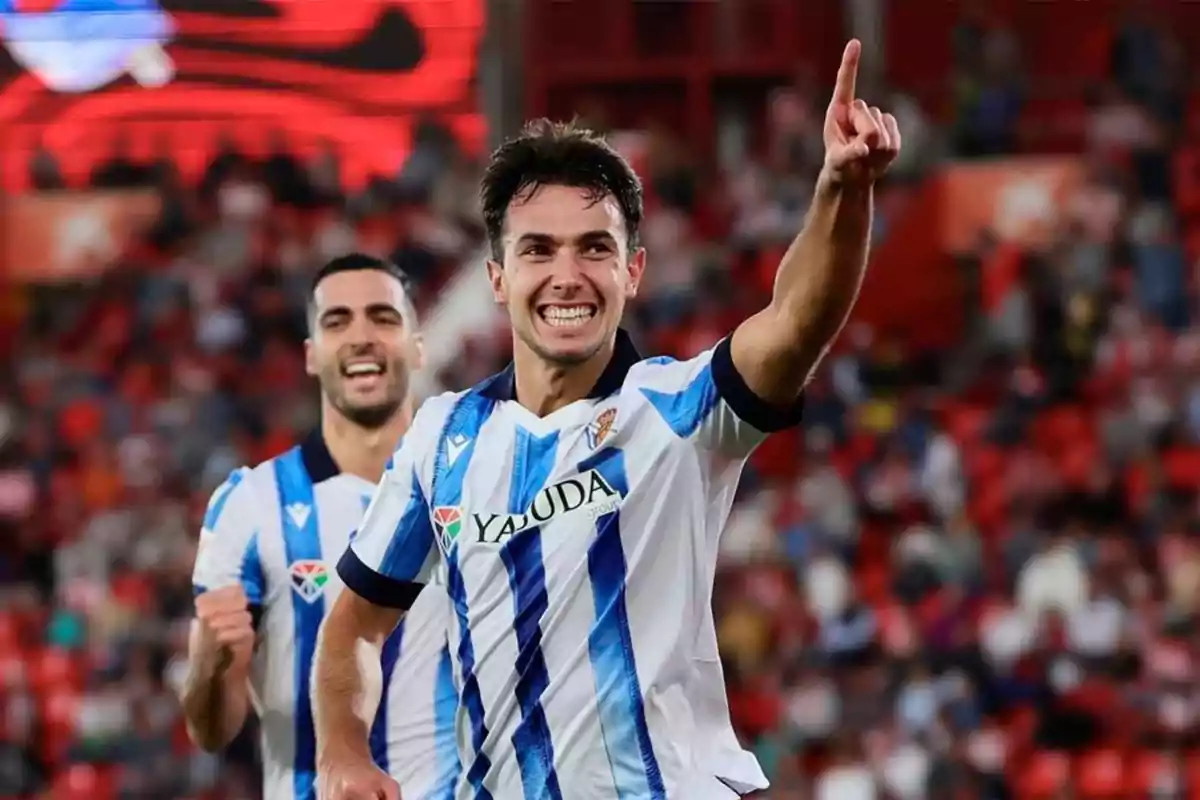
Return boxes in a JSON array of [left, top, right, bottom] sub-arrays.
[[4, 3, 1200, 799]]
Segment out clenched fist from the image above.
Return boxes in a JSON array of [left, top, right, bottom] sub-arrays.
[[193, 585, 256, 673], [823, 39, 902, 187], [318, 759, 401, 800]]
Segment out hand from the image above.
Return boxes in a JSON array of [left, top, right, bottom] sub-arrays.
[[194, 585, 255, 673], [823, 39, 902, 187], [318, 759, 401, 800]]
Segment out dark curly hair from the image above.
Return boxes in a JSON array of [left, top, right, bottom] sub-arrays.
[[480, 119, 644, 262]]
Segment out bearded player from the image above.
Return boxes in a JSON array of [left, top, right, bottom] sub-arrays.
[[183, 254, 459, 800]]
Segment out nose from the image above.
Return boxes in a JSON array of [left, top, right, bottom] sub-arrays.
[[546, 254, 587, 296], [344, 314, 380, 346]]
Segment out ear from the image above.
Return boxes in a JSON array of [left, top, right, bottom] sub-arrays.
[[486, 259, 507, 305], [410, 333, 426, 371], [304, 338, 318, 376], [625, 247, 647, 299]]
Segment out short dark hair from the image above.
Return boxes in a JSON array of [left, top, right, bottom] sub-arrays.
[[480, 119, 644, 261], [309, 253, 418, 329]]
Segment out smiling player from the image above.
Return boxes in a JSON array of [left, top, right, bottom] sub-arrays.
[[315, 40, 899, 799], [183, 254, 458, 800]]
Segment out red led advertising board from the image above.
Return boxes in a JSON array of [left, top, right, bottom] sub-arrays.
[[0, 0, 484, 188]]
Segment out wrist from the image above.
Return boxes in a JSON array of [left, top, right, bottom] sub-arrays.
[[192, 644, 232, 681], [816, 165, 874, 199], [317, 742, 373, 771]]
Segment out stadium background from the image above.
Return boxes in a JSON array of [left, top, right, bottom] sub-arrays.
[[2, 0, 1200, 797]]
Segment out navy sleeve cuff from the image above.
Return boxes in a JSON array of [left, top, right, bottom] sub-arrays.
[[337, 548, 424, 610], [710, 337, 806, 433]]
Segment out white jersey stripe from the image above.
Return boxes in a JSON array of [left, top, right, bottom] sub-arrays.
[[432, 391, 498, 799], [272, 448, 324, 800], [579, 446, 666, 799], [500, 426, 565, 799], [370, 621, 404, 771]]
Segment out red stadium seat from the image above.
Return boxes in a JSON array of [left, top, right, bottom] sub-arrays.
[[28, 648, 83, 694], [1127, 750, 1174, 796], [50, 764, 116, 800], [0, 612, 24, 653], [1015, 750, 1071, 798], [1075, 748, 1125, 798]]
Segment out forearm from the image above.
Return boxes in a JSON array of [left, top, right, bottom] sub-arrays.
[[181, 652, 250, 751], [313, 595, 397, 766], [739, 171, 872, 397], [774, 170, 872, 344]]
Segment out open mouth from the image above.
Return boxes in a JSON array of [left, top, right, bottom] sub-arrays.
[[537, 303, 598, 329], [341, 360, 386, 380]]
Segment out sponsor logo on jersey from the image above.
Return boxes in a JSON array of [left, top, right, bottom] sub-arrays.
[[432, 506, 463, 553], [446, 433, 471, 466], [289, 559, 329, 603], [286, 502, 312, 529], [586, 407, 617, 449], [434, 468, 621, 550]]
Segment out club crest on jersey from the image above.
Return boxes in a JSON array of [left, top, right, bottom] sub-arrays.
[[586, 408, 617, 449], [289, 559, 329, 603], [432, 506, 463, 553]]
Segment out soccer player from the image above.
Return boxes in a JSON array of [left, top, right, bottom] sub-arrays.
[[183, 254, 459, 800], [315, 40, 899, 799]]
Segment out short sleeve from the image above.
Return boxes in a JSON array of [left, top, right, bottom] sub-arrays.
[[192, 467, 267, 608], [338, 398, 449, 611], [632, 337, 805, 458]]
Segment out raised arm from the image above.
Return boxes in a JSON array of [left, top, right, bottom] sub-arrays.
[[730, 39, 901, 404]]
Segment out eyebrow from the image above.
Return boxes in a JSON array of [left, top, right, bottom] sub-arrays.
[[515, 230, 617, 245], [318, 303, 405, 321]]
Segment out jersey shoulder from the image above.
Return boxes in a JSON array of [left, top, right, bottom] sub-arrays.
[[400, 390, 463, 459], [194, 457, 287, 601], [623, 349, 717, 394]]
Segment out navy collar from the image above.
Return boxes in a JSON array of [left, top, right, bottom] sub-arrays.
[[299, 429, 340, 483], [479, 328, 642, 402]]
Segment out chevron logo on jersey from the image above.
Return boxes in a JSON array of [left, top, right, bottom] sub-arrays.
[[432, 506, 463, 553], [289, 559, 329, 603]]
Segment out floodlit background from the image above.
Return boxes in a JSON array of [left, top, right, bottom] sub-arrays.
[[2, 0, 1200, 797]]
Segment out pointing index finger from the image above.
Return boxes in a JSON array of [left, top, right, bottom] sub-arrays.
[[831, 39, 862, 107]]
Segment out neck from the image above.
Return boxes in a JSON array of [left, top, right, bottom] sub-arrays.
[[513, 336, 614, 417], [321, 400, 413, 483]]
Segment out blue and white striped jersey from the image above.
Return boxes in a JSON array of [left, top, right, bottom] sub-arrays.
[[192, 433, 460, 800], [340, 330, 804, 799]]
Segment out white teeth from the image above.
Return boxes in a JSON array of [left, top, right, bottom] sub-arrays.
[[345, 363, 382, 376], [541, 305, 595, 328]]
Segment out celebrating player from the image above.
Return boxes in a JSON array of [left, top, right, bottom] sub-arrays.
[[315, 40, 899, 799], [182, 255, 459, 800]]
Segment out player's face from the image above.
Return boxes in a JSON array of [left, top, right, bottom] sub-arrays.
[[305, 270, 423, 429], [487, 184, 645, 366]]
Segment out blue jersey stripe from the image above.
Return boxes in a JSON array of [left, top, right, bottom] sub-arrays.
[[640, 364, 720, 438], [433, 391, 496, 800], [379, 472, 436, 579], [240, 532, 266, 605], [579, 447, 666, 799], [273, 448, 325, 800], [203, 468, 244, 530], [501, 427, 564, 800], [370, 621, 405, 773], [431, 644, 461, 799]]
